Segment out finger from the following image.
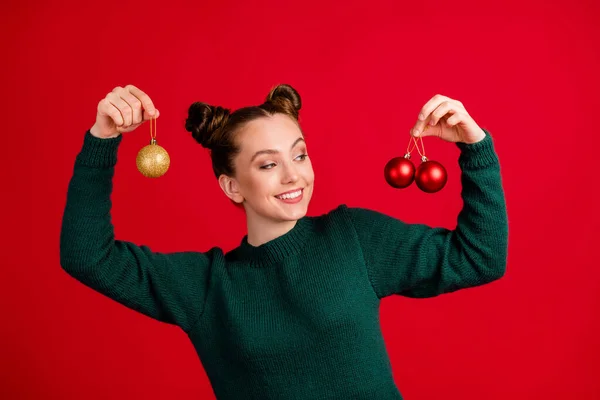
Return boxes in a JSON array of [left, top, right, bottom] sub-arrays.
[[125, 84, 157, 116], [119, 90, 143, 125], [107, 92, 133, 127], [412, 95, 464, 137], [98, 98, 124, 126], [142, 108, 159, 121], [412, 94, 450, 136], [429, 101, 457, 126], [446, 111, 466, 127]]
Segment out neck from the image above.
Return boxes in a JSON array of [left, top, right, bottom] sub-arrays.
[[246, 212, 298, 247]]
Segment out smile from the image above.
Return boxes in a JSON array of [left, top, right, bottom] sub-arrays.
[[275, 189, 303, 202]]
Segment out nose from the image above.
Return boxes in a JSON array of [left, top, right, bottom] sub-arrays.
[[281, 161, 299, 184]]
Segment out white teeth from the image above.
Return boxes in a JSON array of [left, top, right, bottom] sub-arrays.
[[276, 190, 302, 200]]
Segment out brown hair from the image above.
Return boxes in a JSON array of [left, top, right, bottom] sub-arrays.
[[184, 84, 303, 179]]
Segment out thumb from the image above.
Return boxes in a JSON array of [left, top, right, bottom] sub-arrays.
[[413, 124, 433, 138]]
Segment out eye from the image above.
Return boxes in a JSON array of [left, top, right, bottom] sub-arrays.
[[295, 154, 308, 161], [260, 154, 307, 170], [260, 163, 277, 169], [260, 163, 276, 170]]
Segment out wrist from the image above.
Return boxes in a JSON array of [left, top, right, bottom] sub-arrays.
[[462, 128, 486, 144], [455, 128, 498, 169], [90, 124, 120, 139]]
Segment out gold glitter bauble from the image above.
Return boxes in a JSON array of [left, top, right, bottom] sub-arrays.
[[136, 138, 170, 178]]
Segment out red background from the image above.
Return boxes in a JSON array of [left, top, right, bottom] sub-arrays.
[[3, 0, 599, 398]]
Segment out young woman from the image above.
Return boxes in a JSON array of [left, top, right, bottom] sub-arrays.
[[60, 83, 508, 399]]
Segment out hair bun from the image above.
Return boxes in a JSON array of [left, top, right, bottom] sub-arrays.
[[185, 102, 230, 149], [265, 84, 302, 120]]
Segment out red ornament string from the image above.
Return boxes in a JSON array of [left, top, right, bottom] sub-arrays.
[[406, 125, 431, 159], [150, 116, 157, 140], [406, 136, 425, 158]]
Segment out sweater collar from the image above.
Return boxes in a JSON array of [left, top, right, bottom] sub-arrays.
[[229, 216, 312, 267]]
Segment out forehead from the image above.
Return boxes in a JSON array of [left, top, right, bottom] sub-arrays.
[[237, 114, 304, 154]]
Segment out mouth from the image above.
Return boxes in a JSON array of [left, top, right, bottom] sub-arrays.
[[275, 188, 304, 203]]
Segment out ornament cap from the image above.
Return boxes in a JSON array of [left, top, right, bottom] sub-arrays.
[[150, 138, 157, 145], [404, 153, 412, 159], [421, 155, 428, 162]]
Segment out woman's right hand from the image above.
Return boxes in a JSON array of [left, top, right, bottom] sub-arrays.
[[90, 85, 160, 139]]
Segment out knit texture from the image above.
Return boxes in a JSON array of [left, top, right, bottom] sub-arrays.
[[60, 128, 508, 399]]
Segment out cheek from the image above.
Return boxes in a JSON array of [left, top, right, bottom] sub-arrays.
[[303, 162, 315, 182], [245, 172, 278, 196]]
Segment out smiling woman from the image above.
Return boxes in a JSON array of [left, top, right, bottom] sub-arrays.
[[184, 84, 315, 247], [61, 82, 508, 400]]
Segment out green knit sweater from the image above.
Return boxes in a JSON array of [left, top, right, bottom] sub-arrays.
[[60, 128, 508, 399]]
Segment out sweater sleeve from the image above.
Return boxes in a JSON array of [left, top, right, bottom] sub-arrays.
[[346, 129, 508, 299], [59, 130, 213, 333]]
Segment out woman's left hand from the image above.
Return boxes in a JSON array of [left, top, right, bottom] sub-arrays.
[[411, 94, 486, 144]]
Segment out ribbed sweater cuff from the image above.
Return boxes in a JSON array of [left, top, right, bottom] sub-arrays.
[[455, 128, 498, 169], [75, 129, 123, 168]]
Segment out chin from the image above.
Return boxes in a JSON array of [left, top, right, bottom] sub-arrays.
[[281, 206, 308, 221], [274, 194, 311, 221]]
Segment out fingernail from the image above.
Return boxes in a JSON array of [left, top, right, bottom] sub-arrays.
[[413, 129, 420, 136]]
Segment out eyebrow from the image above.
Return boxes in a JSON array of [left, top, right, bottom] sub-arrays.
[[250, 137, 306, 163]]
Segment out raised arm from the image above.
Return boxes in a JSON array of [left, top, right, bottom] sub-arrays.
[[60, 130, 214, 333], [346, 129, 508, 299]]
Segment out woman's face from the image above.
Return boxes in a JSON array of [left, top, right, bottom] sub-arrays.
[[224, 113, 314, 223]]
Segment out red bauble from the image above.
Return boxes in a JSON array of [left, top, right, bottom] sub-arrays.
[[415, 160, 447, 193], [384, 155, 415, 188]]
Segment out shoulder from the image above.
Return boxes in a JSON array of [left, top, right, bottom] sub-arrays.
[[309, 203, 388, 230], [310, 203, 349, 222], [167, 246, 226, 267], [316, 203, 389, 223]]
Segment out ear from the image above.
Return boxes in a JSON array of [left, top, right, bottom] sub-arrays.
[[218, 174, 244, 204]]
